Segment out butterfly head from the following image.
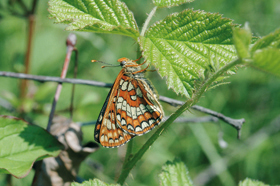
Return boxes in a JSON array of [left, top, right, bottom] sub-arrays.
[[117, 57, 137, 67]]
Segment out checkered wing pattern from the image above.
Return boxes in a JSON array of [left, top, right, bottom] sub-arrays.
[[94, 58, 164, 148], [115, 75, 163, 135], [94, 83, 134, 148]]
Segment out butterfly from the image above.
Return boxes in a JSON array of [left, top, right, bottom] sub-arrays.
[[94, 57, 164, 148]]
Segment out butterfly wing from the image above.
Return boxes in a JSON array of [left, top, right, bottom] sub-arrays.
[[115, 75, 164, 136], [94, 71, 135, 148]]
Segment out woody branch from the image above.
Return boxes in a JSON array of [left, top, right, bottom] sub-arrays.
[[0, 71, 245, 131]]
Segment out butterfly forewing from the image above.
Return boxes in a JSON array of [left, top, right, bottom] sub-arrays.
[[95, 74, 134, 148]]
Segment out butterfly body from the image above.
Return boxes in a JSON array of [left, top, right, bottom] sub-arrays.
[[94, 58, 164, 148]]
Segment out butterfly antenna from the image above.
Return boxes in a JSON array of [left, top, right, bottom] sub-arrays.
[[91, 59, 121, 68]]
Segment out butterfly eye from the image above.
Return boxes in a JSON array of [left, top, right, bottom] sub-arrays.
[[120, 60, 126, 66]]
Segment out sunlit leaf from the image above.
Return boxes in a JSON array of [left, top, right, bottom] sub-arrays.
[[48, 0, 139, 39], [153, 0, 194, 8], [159, 158, 193, 186], [0, 116, 64, 178], [140, 9, 237, 97], [71, 178, 120, 186], [239, 178, 269, 186]]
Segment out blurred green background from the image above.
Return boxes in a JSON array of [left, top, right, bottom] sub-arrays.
[[0, 0, 280, 185]]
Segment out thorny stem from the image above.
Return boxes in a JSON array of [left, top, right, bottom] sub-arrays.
[[46, 34, 77, 132], [117, 58, 243, 185]]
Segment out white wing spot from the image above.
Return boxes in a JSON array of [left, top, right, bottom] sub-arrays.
[[141, 121, 150, 129], [121, 118, 127, 126], [149, 119, 156, 125], [122, 100, 127, 110], [104, 135, 108, 142], [128, 82, 134, 91], [108, 132, 113, 138], [120, 79, 124, 85], [136, 87, 143, 97], [119, 136, 124, 141], [98, 115, 103, 122], [121, 81, 128, 91], [117, 114, 121, 121], [100, 135, 105, 142], [131, 95, 137, 101], [131, 106, 137, 119], [135, 126, 142, 132], [106, 119, 112, 130], [127, 124, 134, 131], [109, 139, 114, 144]]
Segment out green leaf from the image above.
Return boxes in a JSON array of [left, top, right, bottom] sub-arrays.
[[0, 116, 64, 178], [159, 158, 193, 186], [48, 0, 139, 39], [233, 23, 252, 58], [252, 48, 280, 77], [153, 0, 194, 8], [239, 178, 269, 186], [250, 29, 280, 54], [140, 9, 237, 97], [71, 179, 120, 186]]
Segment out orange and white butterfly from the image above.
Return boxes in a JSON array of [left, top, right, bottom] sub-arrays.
[[94, 57, 164, 148]]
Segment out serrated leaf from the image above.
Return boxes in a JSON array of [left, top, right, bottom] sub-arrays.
[[251, 29, 280, 54], [239, 178, 269, 186], [0, 116, 64, 178], [159, 158, 193, 186], [48, 0, 139, 39], [153, 0, 194, 8], [71, 179, 120, 186], [252, 48, 280, 77], [233, 23, 252, 58], [140, 9, 237, 97]]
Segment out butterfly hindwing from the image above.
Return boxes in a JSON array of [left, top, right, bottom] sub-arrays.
[[115, 75, 164, 135]]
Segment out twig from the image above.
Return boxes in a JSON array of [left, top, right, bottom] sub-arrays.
[[46, 34, 77, 132], [159, 96, 245, 138], [77, 116, 219, 127], [70, 49, 78, 119], [0, 71, 244, 130]]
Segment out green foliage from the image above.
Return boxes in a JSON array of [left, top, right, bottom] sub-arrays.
[[71, 179, 120, 186], [140, 9, 237, 97], [0, 116, 63, 178], [239, 178, 269, 186], [48, 0, 139, 39], [159, 158, 193, 186], [153, 0, 194, 8], [233, 23, 252, 58]]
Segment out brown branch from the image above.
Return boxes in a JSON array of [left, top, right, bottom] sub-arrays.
[[46, 34, 77, 132], [0, 71, 245, 132]]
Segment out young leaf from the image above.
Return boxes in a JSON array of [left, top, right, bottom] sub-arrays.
[[250, 29, 280, 54], [153, 0, 194, 8], [252, 48, 280, 77], [239, 178, 269, 186], [71, 179, 120, 186], [140, 9, 237, 97], [48, 0, 139, 39], [0, 116, 64, 178], [159, 158, 193, 186], [233, 23, 252, 58]]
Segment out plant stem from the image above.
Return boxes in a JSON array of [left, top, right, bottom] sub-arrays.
[[140, 6, 157, 37], [117, 58, 243, 185], [46, 34, 77, 132], [20, 15, 35, 98]]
